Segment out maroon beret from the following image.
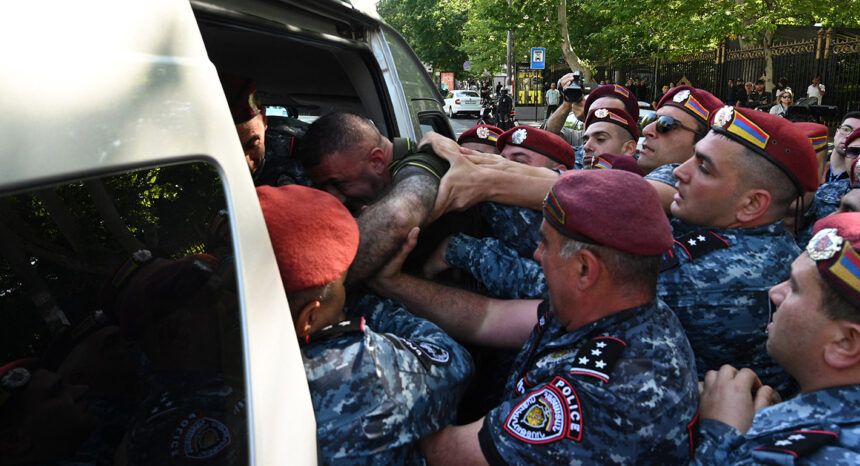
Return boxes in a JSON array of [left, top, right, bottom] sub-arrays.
[[218, 72, 263, 124], [795, 122, 829, 152], [711, 106, 818, 193], [591, 153, 644, 176], [458, 124, 503, 148], [497, 126, 576, 169], [543, 170, 672, 255], [584, 85, 639, 121], [257, 185, 358, 293], [658, 86, 723, 128], [847, 127, 860, 147], [807, 213, 860, 308], [585, 107, 639, 139]]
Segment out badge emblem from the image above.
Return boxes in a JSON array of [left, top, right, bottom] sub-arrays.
[[172, 413, 233, 460], [714, 106, 734, 127], [512, 128, 528, 145], [673, 89, 691, 102], [418, 341, 451, 364], [807, 228, 843, 261], [594, 108, 609, 119], [0, 367, 30, 389], [503, 376, 582, 444], [476, 126, 490, 139]]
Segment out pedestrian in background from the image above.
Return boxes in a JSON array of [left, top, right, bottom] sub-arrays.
[[544, 82, 560, 120]]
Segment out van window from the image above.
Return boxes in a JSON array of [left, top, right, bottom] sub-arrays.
[[0, 161, 248, 465]]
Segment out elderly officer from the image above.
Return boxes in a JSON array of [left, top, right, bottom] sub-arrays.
[[372, 169, 699, 464], [694, 213, 860, 464], [458, 124, 503, 154], [256, 184, 472, 465], [660, 106, 818, 397], [429, 112, 639, 299]]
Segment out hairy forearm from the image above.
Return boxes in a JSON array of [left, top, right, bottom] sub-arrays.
[[543, 102, 572, 134], [349, 170, 437, 286], [483, 169, 558, 210]]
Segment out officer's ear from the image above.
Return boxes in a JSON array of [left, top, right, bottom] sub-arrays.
[[735, 189, 772, 224], [823, 321, 860, 369], [620, 139, 637, 157], [294, 300, 321, 339]]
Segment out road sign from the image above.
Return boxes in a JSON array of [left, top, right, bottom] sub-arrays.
[[531, 48, 545, 69], [463, 61, 471, 71]]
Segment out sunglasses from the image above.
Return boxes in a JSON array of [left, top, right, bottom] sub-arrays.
[[642, 114, 702, 136], [847, 146, 860, 158], [780, 95, 792, 99]]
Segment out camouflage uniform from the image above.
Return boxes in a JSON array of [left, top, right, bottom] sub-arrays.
[[478, 299, 699, 464], [445, 233, 547, 299], [797, 177, 851, 247], [658, 218, 799, 396], [478, 202, 543, 258], [694, 384, 860, 465], [303, 292, 473, 465], [644, 163, 680, 186], [573, 145, 584, 170]]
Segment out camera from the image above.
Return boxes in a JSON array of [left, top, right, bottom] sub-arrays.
[[559, 71, 584, 103]]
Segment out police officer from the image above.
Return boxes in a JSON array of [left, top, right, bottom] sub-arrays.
[[659, 106, 819, 397], [256, 184, 473, 465], [372, 169, 699, 464], [457, 124, 504, 154], [695, 213, 860, 464]]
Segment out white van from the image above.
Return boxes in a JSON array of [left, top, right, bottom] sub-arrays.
[[0, 1, 451, 464]]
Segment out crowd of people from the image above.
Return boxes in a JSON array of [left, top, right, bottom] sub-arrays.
[[6, 66, 858, 464]]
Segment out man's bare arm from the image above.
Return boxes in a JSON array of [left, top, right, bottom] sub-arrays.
[[421, 420, 488, 466], [348, 167, 437, 286], [369, 228, 537, 348]]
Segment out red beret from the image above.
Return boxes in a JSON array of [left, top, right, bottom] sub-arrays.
[[218, 72, 263, 124], [497, 126, 576, 169], [658, 86, 723, 128], [257, 185, 358, 293], [851, 158, 860, 188], [458, 124, 503, 148], [847, 127, 860, 147], [711, 106, 818, 193], [543, 170, 672, 255], [585, 107, 639, 139], [591, 153, 644, 176], [808, 213, 860, 308], [584, 85, 639, 121], [795, 122, 829, 152]]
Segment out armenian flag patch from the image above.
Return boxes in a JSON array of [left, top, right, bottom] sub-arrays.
[[727, 111, 770, 149]]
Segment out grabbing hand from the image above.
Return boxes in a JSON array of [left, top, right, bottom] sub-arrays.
[[369, 226, 420, 293], [699, 365, 781, 434]]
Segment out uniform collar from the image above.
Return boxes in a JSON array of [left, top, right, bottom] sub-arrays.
[[671, 217, 786, 238], [747, 384, 860, 436], [540, 299, 659, 349]]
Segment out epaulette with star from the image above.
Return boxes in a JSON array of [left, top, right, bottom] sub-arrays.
[[753, 430, 838, 459], [302, 318, 364, 345], [673, 230, 730, 261], [568, 336, 626, 382]]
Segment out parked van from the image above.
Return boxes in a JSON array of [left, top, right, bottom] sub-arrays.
[[0, 1, 450, 464]]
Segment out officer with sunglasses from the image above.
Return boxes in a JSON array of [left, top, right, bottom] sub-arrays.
[[796, 112, 860, 246], [638, 86, 724, 211]]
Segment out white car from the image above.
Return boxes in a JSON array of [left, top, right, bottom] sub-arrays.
[[444, 90, 482, 118]]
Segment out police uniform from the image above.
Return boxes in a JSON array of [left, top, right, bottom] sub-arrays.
[[478, 299, 699, 464], [445, 233, 547, 299], [303, 292, 474, 465], [478, 202, 543, 258], [694, 384, 860, 465], [644, 163, 680, 187], [797, 177, 851, 246], [658, 218, 799, 395]]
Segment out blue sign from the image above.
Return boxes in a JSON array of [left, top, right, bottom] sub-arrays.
[[463, 61, 471, 71], [531, 48, 545, 70]]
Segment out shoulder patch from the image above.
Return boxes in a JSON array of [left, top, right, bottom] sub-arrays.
[[503, 376, 583, 444], [569, 336, 626, 382], [303, 318, 364, 345], [392, 336, 451, 368], [753, 430, 838, 458], [673, 230, 730, 261], [170, 412, 233, 461]]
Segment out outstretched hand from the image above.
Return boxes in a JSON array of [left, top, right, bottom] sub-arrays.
[[699, 364, 781, 434]]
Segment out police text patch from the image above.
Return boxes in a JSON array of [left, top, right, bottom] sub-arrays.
[[503, 377, 583, 444]]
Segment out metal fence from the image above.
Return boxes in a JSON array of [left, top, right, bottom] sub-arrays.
[[595, 28, 860, 130]]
